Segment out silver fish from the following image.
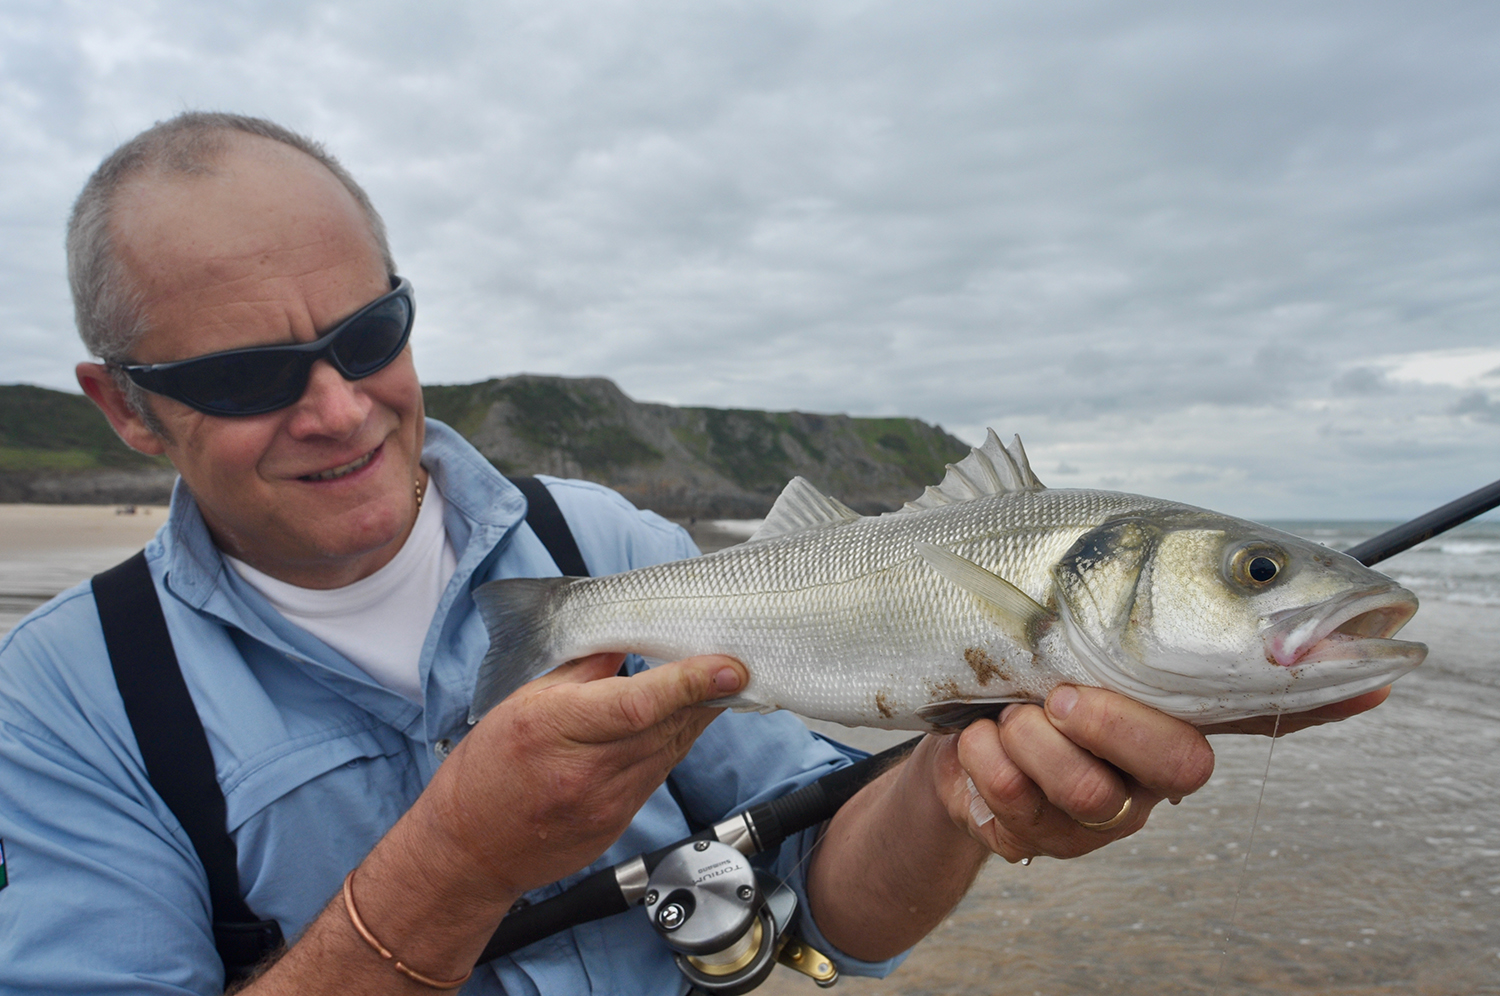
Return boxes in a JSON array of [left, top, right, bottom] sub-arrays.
[[472, 430, 1426, 730]]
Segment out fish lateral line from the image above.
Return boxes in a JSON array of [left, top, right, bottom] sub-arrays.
[[572, 551, 992, 599]]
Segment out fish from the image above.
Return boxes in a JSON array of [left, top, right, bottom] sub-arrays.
[[470, 430, 1427, 730]]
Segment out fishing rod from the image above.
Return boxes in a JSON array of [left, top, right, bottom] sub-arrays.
[[1343, 475, 1500, 567]]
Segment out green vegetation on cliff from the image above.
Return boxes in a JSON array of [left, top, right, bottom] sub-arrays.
[[424, 378, 662, 476], [0, 384, 168, 472], [422, 375, 971, 515], [2, 379, 970, 514]]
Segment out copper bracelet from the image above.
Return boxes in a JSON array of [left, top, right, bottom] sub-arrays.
[[342, 869, 474, 991]]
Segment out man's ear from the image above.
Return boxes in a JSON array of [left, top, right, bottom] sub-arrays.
[[76, 362, 168, 456]]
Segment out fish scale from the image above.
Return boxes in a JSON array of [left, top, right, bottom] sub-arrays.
[[471, 430, 1426, 730]]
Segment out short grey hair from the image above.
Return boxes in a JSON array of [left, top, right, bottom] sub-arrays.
[[66, 111, 397, 431]]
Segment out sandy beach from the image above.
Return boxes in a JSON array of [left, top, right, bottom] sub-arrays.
[[0, 504, 168, 633], [0, 502, 167, 556], [3, 507, 1496, 994]]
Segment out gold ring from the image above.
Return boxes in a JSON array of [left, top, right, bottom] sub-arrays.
[[1077, 796, 1132, 832]]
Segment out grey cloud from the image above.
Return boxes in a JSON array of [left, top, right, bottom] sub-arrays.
[[1332, 367, 1393, 396], [3, 1, 1500, 517], [1452, 391, 1500, 423]]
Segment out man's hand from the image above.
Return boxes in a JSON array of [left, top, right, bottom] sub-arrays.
[[246, 653, 747, 994], [420, 652, 747, 898], [936, 686, 1215, 863]]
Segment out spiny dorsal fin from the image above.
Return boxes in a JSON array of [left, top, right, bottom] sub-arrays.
[[915, 542, 1053, 651], [748, 476, 863, 543], [900, 429, 1044, 512]]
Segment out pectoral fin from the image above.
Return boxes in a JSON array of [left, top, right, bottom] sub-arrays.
[[915, 698, 1030, 731], [916, 542, 1054, 652]]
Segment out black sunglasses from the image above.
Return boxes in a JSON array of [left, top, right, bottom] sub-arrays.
[[113, 277, 415, 417]]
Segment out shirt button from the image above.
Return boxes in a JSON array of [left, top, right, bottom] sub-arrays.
[[433, 738, 454, 759]]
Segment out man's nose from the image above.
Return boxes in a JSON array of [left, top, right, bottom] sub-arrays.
[[285, 360, 370, 438]]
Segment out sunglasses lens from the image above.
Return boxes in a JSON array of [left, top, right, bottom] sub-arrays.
[[333, 295, 412, 377], [123, 279, 413, 416], [168, 351, 309, 415]]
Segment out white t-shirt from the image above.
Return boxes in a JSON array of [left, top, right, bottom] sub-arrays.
[[225, 481, 458, 702]]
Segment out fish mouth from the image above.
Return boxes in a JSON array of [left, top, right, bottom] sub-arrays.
[[1263, 586, 1421, 668]]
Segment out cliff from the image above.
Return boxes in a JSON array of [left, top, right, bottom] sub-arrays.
[[0, 384, 177, 504], [1, 379, 970, 516]]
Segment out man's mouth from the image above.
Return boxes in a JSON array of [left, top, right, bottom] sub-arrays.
[[299, 447, 378, 482]]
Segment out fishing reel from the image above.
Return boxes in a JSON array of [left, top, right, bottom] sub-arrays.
[[643, 839, 838, 994], [478, 737, 927, 985]]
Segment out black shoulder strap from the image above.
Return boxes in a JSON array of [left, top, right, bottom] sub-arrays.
[[510, 476, 590, 577], [507, 475, 709, 835], [93, 552, 284, 984]]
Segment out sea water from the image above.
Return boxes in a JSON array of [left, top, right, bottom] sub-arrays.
[[3, 518, 1498, 993]]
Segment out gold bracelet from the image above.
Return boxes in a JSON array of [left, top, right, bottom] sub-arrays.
[[342, 869, 474, 991]]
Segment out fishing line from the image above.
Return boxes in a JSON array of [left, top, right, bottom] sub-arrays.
[[773, 737, 910, 903], [1209, 707, 1283, 996]]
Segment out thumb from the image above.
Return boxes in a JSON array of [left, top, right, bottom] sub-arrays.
[[573, 654, 748, 741]]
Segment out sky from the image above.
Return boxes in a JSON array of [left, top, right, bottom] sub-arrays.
[[3, 0, 1498, 519]]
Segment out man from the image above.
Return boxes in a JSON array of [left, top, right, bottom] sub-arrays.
[[0, 113, 1384, 994]]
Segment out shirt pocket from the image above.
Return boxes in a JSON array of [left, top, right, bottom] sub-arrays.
[[222, 721, 417, 934]]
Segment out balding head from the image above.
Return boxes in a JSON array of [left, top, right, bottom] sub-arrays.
[[66, 112, 395, 425]]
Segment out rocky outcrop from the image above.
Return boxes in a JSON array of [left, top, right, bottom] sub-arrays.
[[2, 379, 971, 517], [0, 468, 178, 505], [424, 375, 971, 517]]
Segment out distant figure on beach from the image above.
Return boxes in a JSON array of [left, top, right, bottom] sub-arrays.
[[0, 113, 1390, 994]]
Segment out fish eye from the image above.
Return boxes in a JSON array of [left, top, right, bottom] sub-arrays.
[[1248, 556, 1279, 582], [1228, 543, 1286, 588]]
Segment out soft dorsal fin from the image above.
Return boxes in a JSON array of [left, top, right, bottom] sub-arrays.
[[899, 429, 1044, 512], [916, 542, 1053, 651], [748, 476, 863, 542]]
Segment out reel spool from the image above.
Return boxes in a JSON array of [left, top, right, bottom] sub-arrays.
[[644, 839, 834, 994]]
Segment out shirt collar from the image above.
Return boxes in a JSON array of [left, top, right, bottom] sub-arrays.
[[150, 418, 531, 732], [156, 417, 528, 610]]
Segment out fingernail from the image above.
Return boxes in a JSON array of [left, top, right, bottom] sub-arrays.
[[966, 776, 996, 827], [713, 667, 742, 693], [1047, 685, 1079, 720], [1169, 796, 1182, 806], [998, 704, 1017, 726]]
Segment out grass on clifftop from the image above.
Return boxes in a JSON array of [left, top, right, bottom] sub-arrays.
[[852, 417, 969, 487], [0, 385, 167, 471], [423, 378, 662, 475]]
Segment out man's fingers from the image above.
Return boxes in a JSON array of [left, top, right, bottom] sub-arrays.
[[954, 714, 1142, 862], [568, 655, 747, 743], [996, 703, 1133, 826], [1198, 686, 1392, 736], [1042, 685, 1215, 800]]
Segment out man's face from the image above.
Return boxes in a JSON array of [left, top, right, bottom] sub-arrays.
[[104, 136, 426, 588]]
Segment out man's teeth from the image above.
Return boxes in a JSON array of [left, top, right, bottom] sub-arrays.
[[302, 450, 375, 481]]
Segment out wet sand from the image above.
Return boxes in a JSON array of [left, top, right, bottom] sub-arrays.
[[0, 504, 168, 633]]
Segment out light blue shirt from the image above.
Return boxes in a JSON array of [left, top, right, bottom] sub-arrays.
[[0, 420, 901, 995]]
